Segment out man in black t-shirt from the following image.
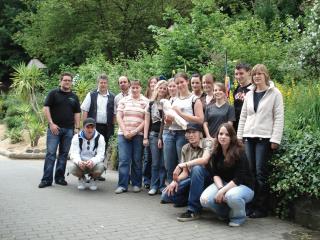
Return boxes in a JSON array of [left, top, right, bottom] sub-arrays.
[[38, 72, 81, 188], [233, 63, 252, 131]]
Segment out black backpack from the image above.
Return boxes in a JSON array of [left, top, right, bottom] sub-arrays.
[[78, 133, 100, 151]]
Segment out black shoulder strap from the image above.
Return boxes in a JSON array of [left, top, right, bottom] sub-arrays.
[[93, 134, 100, 151], [78, 134, 83, 151], [192, 96, 197, 115], [149, 101, 154, 113]]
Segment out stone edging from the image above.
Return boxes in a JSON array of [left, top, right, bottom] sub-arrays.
[[0, 149, 45, 159]]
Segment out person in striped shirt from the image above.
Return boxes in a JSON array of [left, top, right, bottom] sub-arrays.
[[115, 80, 149, 194]]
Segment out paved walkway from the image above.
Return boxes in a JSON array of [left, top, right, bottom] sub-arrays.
[[0, 156, 318, 240]]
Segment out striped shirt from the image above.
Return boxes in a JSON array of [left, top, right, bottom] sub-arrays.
[[117, 94, 149, 135]]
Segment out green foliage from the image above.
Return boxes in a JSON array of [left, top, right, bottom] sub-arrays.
[[0, 0, 29, 88], [21, 112, 45, 147], [299, 0, 320, 77], [3, 94, 24, 130], [284, 83, 320, 131], [14, 0, 193, 70], [270, 128, 320, 218], [109, 136, 119, 171], [269, 81, 320, 218], [11, 63, 45, 122], [0, 93, 6, 120], [5, 127, 23, 144]]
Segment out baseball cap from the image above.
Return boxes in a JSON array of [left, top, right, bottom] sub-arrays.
[[186, 123, 202, 132], [83, 118, 96, 128]]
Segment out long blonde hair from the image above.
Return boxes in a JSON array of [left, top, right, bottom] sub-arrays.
[[151, 80, 169, 101]]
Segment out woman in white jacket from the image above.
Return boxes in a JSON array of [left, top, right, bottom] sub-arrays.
[[237, 64, 284, 218]]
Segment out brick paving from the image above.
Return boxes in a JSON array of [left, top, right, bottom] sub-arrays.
[[0, 156, 318, 240]]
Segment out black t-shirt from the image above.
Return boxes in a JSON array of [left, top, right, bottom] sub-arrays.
[[254, 90, 266, 112], [233, 83, 251, 131], [207, 151, 254, 190], [204, 103, 235, 137], [44, 88, 81, 128]]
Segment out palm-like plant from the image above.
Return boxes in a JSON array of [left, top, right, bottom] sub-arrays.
[[11, 63, 45, 123]]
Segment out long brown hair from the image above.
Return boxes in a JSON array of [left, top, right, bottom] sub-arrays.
[[145, 76, 159, 98], [213, 123, 244, 166]]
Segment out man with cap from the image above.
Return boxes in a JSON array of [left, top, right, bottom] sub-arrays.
[[69, 118, 106, 190], [161, 123, 214, 222]]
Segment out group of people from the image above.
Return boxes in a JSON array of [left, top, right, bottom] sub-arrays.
[[37, 63, 284, 227]]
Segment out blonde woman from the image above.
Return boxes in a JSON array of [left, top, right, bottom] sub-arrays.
[[237, 64, 284, 218], [200, 73, 216, 111], [143, 80, 169, 195]]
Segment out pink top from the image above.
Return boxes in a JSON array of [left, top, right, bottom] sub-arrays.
[[117, 94, 149, 135]]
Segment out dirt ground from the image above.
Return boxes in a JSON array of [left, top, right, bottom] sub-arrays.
[[0, 124, 46, 153]]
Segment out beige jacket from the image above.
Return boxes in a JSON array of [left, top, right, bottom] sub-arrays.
[[237, 81, 284, 144]]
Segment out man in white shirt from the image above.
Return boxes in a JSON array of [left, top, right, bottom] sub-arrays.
[[81, 73, 115, 181], [69, 118, 106, 191]]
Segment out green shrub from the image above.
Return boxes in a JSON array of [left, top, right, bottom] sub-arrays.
[[4, 115, 23, 130], [269, 128, 320, 218], [5, 127, 23, 144]]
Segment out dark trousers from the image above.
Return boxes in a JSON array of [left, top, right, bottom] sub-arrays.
[[161, 165, 212, 213], [143, 146, 152, 185], [244, 137, 272, 213], [96, 123, 113, 150], [41, 128, 73, 183]]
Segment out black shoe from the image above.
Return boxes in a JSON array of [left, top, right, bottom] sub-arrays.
[[38, 181, 52, 188], [246, 207, 254, 216], [160, 200, 172, 204], [177, 210, 200, 222], [55, 179, 68, 186], [249, 210, 268, 218], [97, 176, 106, 181], [144, 183, 150, 189]]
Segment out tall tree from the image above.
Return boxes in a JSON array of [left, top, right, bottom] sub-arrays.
[[0, 0, 30, 90], [14, 0, 193, 70]]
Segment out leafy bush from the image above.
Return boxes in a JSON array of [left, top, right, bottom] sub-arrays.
[[269, 81, 320, 218], [5, 127, 23, 144], [299, 0, 320, 78], [3, 95, 24, 130], [270, 128, 320, 218]]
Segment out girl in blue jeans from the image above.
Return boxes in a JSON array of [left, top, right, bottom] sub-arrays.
[[200, 123, 254, 227], [163, 73, 204, 183], [143, 80, 169, 195]]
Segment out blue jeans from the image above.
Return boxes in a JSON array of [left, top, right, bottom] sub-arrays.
[[244, 137, 272, 212], [149, 132, 166, 191], [200, 183, 254, 225], [41, 128, 74, 183], [161, 165, 211, 213], [143, 146, 152, 185], [117, 135, 143, 189], [162, 130, 187, 183]]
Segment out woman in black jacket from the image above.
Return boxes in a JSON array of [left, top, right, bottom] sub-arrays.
[[200, 123, 254, 227]]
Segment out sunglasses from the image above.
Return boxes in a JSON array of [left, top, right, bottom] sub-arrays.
[[87, 141, 90, 150]]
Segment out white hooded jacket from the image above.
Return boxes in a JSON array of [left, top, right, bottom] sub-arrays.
[[70, 130, 106, 165], [237, 81, 284, 144]]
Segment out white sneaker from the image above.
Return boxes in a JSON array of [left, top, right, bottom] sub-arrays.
[[148, 188, 157, 195], [77, 178, 86, 190], [132, 186, 141, 193], [229, 222, 241, 227], [115, 186, 127, 194], [89, 179, 98, 191]]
